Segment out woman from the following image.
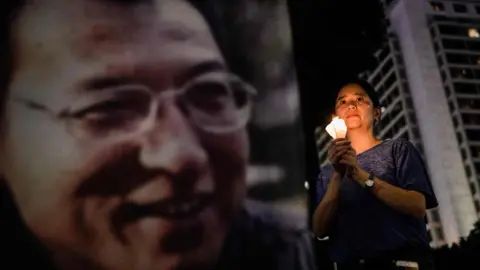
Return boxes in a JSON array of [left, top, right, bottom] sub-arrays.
[[312, 79, 438, 270]]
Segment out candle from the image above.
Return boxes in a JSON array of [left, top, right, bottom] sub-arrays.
[[325, 116, 347, 139]]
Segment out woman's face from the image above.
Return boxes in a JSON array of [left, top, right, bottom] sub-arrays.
[[1, 1, 248, 270], [334, 84, 379, 131]]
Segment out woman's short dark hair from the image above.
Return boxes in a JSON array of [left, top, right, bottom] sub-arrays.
[[338, 78, 381, 108]]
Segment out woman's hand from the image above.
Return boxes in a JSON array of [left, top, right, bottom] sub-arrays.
[[339, 148, 369, 183], [327, 138, 351, 176], [339, 148, 358, 167]]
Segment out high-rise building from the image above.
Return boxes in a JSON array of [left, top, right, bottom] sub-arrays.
[[315, 0, 480, 247]]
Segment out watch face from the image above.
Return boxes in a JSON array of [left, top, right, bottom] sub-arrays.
[[366, 179, 374, 187]]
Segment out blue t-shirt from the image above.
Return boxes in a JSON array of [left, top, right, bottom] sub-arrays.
[[316, 138, 438, 262]]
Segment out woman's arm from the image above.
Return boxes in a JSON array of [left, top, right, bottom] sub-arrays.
[[352, 168, 426, 219], [312, 171, 342, 237], [340, 148, 427, 219]]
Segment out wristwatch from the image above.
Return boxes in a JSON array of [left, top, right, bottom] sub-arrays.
[[365, 172, 375, 189]]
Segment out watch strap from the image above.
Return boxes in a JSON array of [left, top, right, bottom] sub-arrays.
[[365, 172, 375, 189]]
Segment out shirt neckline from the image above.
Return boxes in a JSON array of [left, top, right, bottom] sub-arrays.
[[356, 139, 388, 157]]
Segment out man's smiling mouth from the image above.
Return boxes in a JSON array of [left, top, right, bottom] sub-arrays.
[[114, 193, 214, 226]]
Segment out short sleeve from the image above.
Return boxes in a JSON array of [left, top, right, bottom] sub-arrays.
[[394, 140, 438, 209], [315, 168, 330, 206]]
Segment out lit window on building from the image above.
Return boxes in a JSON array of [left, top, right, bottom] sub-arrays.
[[468, 28, 480, 38], [431, 2, 445, 12]]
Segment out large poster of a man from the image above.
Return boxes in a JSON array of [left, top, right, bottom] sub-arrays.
[[0, 1, 313, 269]]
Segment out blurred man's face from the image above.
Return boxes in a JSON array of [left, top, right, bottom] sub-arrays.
[[3, 1, 248, 269]]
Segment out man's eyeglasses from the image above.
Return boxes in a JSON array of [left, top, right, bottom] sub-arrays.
[[13, 72, 257, 141]]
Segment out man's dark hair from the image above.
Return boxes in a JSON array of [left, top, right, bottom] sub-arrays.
[[0, 2, 63, 267], [338, 78, 381, 108], [0, 1, 24, 120]]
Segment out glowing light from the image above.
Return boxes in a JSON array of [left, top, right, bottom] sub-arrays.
[[468, 28, 480, 38], [325, 117, 347, 139]]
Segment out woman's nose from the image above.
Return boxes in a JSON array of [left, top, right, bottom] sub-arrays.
[[347, 100, 357, 109], [138, 105, 208, 176]]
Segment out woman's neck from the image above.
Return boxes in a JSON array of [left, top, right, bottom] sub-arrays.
[[347, 129, 381, 154]]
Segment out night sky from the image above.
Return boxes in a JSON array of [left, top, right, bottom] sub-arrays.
[[289, 0, 386, 127]]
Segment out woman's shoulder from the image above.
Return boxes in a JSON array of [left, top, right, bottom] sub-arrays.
[[380, 138, 416, 151], [379, 138, 423, 162], [389, 138, 419, 152]]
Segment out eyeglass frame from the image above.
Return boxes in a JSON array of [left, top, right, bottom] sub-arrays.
[[11, 71, 257, 142]]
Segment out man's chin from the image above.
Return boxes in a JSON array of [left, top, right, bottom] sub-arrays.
[[57, 241, 218, 270], [112, 216, 225, 270]]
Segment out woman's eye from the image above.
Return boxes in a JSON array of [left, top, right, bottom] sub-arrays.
[[357, 97, 364, 102]]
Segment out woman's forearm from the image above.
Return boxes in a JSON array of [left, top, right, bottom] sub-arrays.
[[312, 172, 342, 237], [354, 168, 426, 219], [371, 178, 426, 219]]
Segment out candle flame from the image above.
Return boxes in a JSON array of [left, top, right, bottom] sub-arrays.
[[325, 116, 347, 139]]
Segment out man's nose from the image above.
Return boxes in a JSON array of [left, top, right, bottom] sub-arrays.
[[138, 105, 208, 176]]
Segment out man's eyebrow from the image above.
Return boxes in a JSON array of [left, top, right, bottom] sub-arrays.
[[82, 77, 136, 91], [80, 61, 227, 91], [336, 95, 345, 101], [176, 60, 228, 85]]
